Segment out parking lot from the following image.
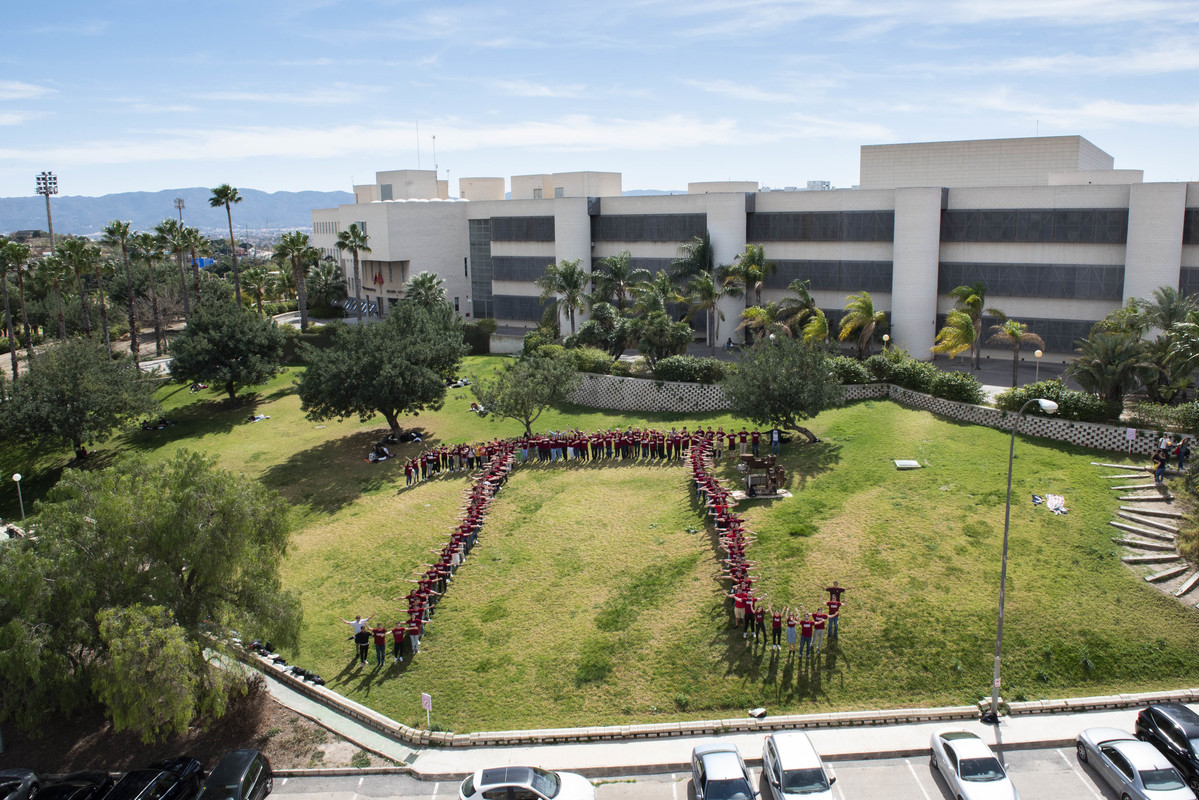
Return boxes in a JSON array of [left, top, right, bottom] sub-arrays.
[[273, 746, 1123, 799]]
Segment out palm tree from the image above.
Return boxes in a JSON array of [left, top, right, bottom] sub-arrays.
[[132, 232, 165, 356], [802, 308, 830, 345], [1070, 329, 1153, 403], [155, 218, 191, 321], [405, 271, 448, 309], [1138, 286, 1196, 331], [737, 302, 793, 340], [777, 278, 819, 332], [0, 238, 21, 378], [36, 256, 70, 341], [102, 220, 140, 366], [592, 250, 649, 311], [334, 223, 371, 324], [273, 230, 316, 330], [93, 256, 115, 352], [838, 290, 887, 359], [632, 270, 683, 316], [535, 258, 589, 336], [241, 264, 271, 316], [931, 309, 976, 359], [3, 240, 35, 362], [671, 232, 714, 286], [946, 282, 1003, 370], [719, 244, 775, 345], [686, 271, 724, 347], [57, 237, 94, 336], [209, 184, 244, 305], [307, 257, 346, 311], [988, 318, 1045, 388]]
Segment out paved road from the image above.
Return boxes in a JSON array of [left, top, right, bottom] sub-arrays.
[[272, 746, 1124, 799]]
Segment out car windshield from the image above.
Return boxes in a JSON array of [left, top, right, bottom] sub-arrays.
[[782, 767, 830, 793], [530, 767, 561, 797], [705, 778, 754, 800], [1141, 768, 1186, 791], [959, 757, 1006, 781], [1190, 738, 1199, 754]]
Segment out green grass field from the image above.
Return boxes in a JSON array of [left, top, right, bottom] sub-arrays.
[[7, 355, 1199, 732]]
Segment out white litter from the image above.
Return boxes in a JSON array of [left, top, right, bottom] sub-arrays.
[[894, 460, 922, 470]]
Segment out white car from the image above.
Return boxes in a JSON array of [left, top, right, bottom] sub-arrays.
[[692, 742, 758, 800], [1077, 727, 1197, 800], [929, 729, 1020, 800], [761, 732, 836, 799], [457, 766, 595, 800]]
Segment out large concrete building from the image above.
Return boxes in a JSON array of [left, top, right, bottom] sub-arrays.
[[312, 136, 1199, 358]]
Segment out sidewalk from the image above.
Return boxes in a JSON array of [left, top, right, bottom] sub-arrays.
[[261, 673, 1186, 780]]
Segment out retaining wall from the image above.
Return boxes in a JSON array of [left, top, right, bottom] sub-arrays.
[[489, 334, 524, 355], [569, 373, 732, 413]]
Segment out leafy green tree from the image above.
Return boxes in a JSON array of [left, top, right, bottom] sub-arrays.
[[93, 256, 116, 352], [297, 299, 468, 435], [630, 310, 691, 367], [946, 282, 1003, 370], [1069, 329, 1153, 403], [405, 270, 448, 310], [535, 258, 590, 336], [209, 184, 244, 305], [241, 264, 272, 316], [335, 223, 371, 324], [170, 298, 285, 401], [838, 290, 887, 359], [802, 308, 830, 345], [592, 250, 649, 311], [36, 254, 70, 340], [155, 218, 191, 322], [671, 232, 714, 286], [0, 451, 299, 741], [777, 279, 819, 333], [737, 302, 792, 340], [686, 271, 724, 347], [471, 352, 582, 435], [0, 237, 23, 377], [102, 220, 140, 366], [2, 338, 158, 458], [988, 318, 1045, 388], [182, 225, 210, 308], [721, 336, 844, 443], [3, 240, 35, 363], [565, 302, 632, 358], [131, 232, 165, 356]]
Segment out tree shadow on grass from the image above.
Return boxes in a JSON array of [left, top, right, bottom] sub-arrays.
[[119, 392, 276, 453], [257, 430, 401, 513]]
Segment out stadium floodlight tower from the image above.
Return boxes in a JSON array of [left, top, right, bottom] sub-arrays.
[[35, 171, 59, 256]]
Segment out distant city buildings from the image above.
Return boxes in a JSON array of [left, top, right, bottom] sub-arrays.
[[312, 135, 1199, 357]]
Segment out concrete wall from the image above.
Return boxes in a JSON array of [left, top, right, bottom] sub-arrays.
[[459, 177, 505, 202], [1123, 182, 1187, 303], [890, 188, 945, 355]]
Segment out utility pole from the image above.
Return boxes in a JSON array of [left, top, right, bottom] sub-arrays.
[[35, 171, 58, 256], [174, 196, 185, 225]]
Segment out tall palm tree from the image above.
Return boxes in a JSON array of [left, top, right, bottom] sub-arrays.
[[335, 223, 371, 324], [671, 232, 714, 286], [3, 240, 35, 363], [1071, 329, 1153, 403], [155, 218, 191, 321], [946, 282, 1003, 370], [0, 238, 21, 378], [132, 232, 165, 356], [632, 270, 683, 316], [988, 318, 1045, 388], [777, 278, 819, 332], [35, 256, 70, 341], [405, 271, 448, 310], [535, 258, 589, 336], [273, 230, 316, 330], [1138, 286, 1196, 332], [592, 250, 649, 311], [102, 220, 140, 366], [182, 226, 210, 307], [931, 309, 976, 360], [838, 290, 887, 359], [307, 257, 346, 311], [57, 237, 94, 336], [802, 308, 830, 345], [737, 302, 793, 340], [719, 244, 775, 345], [209, 183, 244, 305], [241, 264, 271, 316], [93, 256, 115, 352], [686, 271, 724, 347]]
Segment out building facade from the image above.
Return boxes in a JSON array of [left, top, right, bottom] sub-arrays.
[[312, 136, 1199, 358]]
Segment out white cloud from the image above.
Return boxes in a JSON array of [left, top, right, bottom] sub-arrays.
[[681, 78, 795, 104], [0, 111, 44, 126], [196, 84, 385, 106], [492, 80, 586, 98], [0, 81, 55, 101], [963, 90, 1199, 127], [974, 39, 1199, 76]]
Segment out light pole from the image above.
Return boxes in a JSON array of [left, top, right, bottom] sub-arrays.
[[174, 197, 185, 224], [1034, 349, 1043, 382], [982, 397, 1058, 725], [882, 333, 890, 350], [12, 473, 24, 524], [35, 171, 58, 256]]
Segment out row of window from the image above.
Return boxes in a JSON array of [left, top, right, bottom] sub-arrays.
[[592, 213, 707, 243], [940, 209, 1128, 244], [313, 221, 341, 235], [490, 216, 555, 242], [748, 211, 895, 243], [765, 260, 893, 293], [938, 262, 1124, 301], [1185, 209, 1199, 246], [468, 219, 494, 318]]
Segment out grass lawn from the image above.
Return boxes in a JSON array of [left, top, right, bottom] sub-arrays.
[[7, 355, 1199, 732]]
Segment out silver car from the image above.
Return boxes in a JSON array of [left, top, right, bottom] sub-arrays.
[[929, 728, 1020, 800], [691, 742, 758, 800], [761, 732, 836, 799], [457, 766, 595, 800], [1077, 727, 1197, 800]]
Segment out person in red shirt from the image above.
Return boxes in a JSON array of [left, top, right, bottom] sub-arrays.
[[769, 604, 784, 651], [738, 428, 749, 456], [811, 609, 828, 653], [798, 612, 815, 657], [389, 620, 406, 663], [820, 581, 850, 602], [751, 429, 761, 456], [786, 608, 798, 654], [826, 598, 843, 638], [371, 624, 388, 668]]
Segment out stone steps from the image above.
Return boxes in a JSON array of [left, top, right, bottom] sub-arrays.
[[1116, 511, 1180, 533], [1145, 565, 1189, 583], [1111, 483, 1160, 491], [1118, 505, 1183, 519], [1118, 493, 1174, 502], [1176, 572, 1199, 598], [1093, 461, 1182, 475], [1123, 554, 1183, 565], [1112, 537, 1176, 552], [1109, 521, 1176, 543], [1105, 473, 1150, 479]]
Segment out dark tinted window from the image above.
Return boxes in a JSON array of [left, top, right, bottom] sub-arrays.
[[940, 209, 1128, 243], [490, 217, 555, 242], [593, 214, 706, 242]]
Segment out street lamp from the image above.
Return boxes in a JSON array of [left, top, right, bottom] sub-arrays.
[[1034, 349, 1043, 382], [882, 334, 890, 350], [12, 473, 24, 524], [35, 171, 58, 256], [982, 397, 1058, 725]]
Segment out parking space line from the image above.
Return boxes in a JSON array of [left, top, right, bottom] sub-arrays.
[[904, 759, 934, 800], [671, 774, 679, 800], [1056, 749, 1102, 800], [432, 780, 441, 798]]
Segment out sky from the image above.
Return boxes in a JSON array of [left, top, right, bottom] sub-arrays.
[[3, 0, 1199, 198]]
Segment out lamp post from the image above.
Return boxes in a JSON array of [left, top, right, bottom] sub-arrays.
[[35, 171, 58, 256], [12, 473, 24, 524], [882, 333, 890, 350], [174, 197, 185, 224], [1034, 349, 1043, 382], [982, 397, 1058, 725]]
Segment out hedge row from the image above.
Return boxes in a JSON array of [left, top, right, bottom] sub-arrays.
[[995, 380, 1121, 423], [833, 353, 985, 405], [1128, 401, 1199, 435]]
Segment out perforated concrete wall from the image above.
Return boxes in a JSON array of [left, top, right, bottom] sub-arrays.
[[570, 373, 732, 412]]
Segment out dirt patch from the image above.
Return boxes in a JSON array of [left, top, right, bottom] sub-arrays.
[[0, 687, 394, 774]]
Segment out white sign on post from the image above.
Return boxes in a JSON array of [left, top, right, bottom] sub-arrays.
[[421, 692, 432, 729], [1126, 428, 1137, 457]]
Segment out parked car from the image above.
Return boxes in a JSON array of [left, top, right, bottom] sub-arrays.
[[760, 732, 835, 800], [104, 756, 204, 800], [197, 749, 273, 800], [1137, 704, 1199, 791], [0, 769, 40, 800], [691, 742, 757, 800], [37, 771, 116, 800], [1077, 727, 1196, 800], [458, 766, 595, 800], [929, 729, 1020, 800]]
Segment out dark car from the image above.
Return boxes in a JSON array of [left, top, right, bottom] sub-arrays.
[[0, 769, 40, 800], [37, 771, 116, 800], [1136, 703, 1199, 790], [196, 749, 272, 800], [104, 756, 204, 800]]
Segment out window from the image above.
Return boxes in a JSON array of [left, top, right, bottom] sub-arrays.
[[481, 789, 508, 800], [242, 761, 262, 797], [554, 187, 564, 198], [532, 188, 543, 199], [454, 297, 460, 311], [1102, 748, 1135, 780], [380, 183, 393, 201]]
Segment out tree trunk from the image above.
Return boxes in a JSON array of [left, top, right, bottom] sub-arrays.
[[1011, 347, 1019, 388], [146, 261, 164, 356], [120, 246, 139, 367], [227, 205, 241, 306], [2, 277, 17, 379], [17, 273, 33, 365], [93, 265, 111, 353], [75, 269, 92, 335], [191, 249, 202, 307], [743, 288, 753, 346], [790, 424, 819, 443], [177, 251, 190, 321], [353, 254, 363, 324], [55, 287, 66, 340], [226, 379, 236, 401], [382, 410, 401, 435], [295, 258, 310, 332]]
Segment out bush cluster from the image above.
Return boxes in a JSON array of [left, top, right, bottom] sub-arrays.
[[931, 371, 986, 404], [995, 380, 1121, 423], [570, 346, 614, 375], [830, 356, 871, 385], [261, 300, 299, 316], [1128, 401, 1199, 436], [651, 355, 729, 384], [852, 350, 985, 404]]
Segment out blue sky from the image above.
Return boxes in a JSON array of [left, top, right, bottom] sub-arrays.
[[3, 0, 1198, 197]]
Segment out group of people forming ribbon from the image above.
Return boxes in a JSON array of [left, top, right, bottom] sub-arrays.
[[688, 433, 846, 657], [339, 425, 841, 669]]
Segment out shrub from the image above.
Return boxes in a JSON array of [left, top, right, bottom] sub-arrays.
[[931, 371, 985, 404], [521, 327, 556, 359], [1128, 401, 1199, 436], [863, 353, 893, 382], [611, 360, 632, 377], [995, 380, 1121, 423], [474, 317, 498, 335], [537, 344, 565, 361], [570, 346, 613, 375], [461, 320, 491, 355], [0, 337, 8, 355], [888, 358, 938, 394], [652, 355, 728, 384], [831, 356, 871, 384]]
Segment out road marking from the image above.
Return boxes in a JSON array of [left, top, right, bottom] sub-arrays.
[[357, 776, 364, 787], [280, 778, 287, 786], [432, 780, 441, 798], [904, 759, 934, 800], [1056, 748, 1102, 800], [671, 775, 679, 800]]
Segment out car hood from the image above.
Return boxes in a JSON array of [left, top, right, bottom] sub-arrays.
[[557, 772, 597, 799], [781, 787, 835, 800], [956, 779, 1019, 800]]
